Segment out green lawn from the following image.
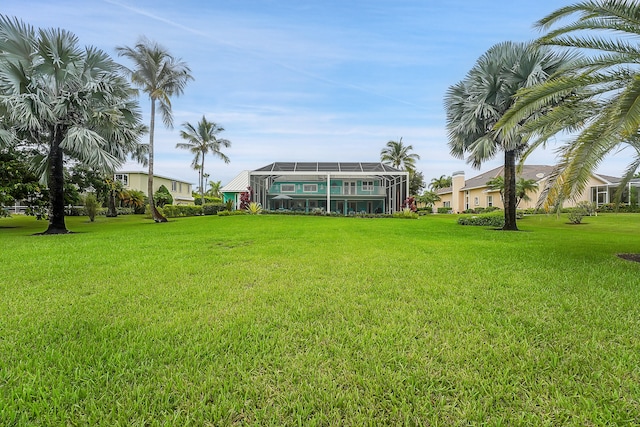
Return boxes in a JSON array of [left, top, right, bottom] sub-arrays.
[[1, 213, 639, 426]]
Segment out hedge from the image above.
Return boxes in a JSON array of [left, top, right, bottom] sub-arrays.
[[162, 204, 203, 218], [457, 211, 505, 227]]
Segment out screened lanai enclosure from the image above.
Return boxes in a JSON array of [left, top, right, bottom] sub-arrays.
[[247, 162, 409, 214]]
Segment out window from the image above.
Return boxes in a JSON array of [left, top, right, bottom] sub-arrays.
[[474, 197, 479, 206], [179, 183, 183, 192], [344, 181, 356, 195], [281, 184, 295, 192], [171, 181, 177, 192], [487, 195, 493, 207], [443, 201, 451, 208], [114, 173, 128, 186], [362, 181, 374, 191], [303, 184, 317, 192]]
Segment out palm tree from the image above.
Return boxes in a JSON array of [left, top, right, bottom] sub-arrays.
[[176, 116, 230, 206], [117, 37, 192, 222], [380, 137, 420, 171], [0, 15, 144, 234], [486, 176, 539, 208], [429, 175, 452, 191], [207, 180, 222, 198], [498, 1, 640, 208], [444, 41, 575, 230]]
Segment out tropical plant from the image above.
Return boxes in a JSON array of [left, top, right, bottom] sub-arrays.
[[428, 175, 452, 191], [83, 193, 99, 222], [498, 1, 640, 209], [245, 202, 263, 215], [444, 41, 575, 230], [176, 116, 230, 206], [104, 177, 124, 217], [120, 189, 146, 213], [486, 176, 539, 208], [0, 15, 145, 233], [239, 187, 252, 210], [380, 137, 420, 171], [154, 185, 173, 207], [393, 206, 418, 219], [415, 191, 441, 207], [117, 37, 192, 222], [207, 180, 222, 198], [409, 170, 425, 196]]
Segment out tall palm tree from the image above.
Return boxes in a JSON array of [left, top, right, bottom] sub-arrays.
[[429, 175, 452, 191], [380, 137, 420, 171], [117, 37, 192, 222], [444, 41, 575, 230], [176, 116, 230, 206], [0, 15, 144, 234], [499, 1, 640, 208]]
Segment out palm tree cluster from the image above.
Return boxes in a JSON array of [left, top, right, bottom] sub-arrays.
[[0, 15, 145, 233], [380, 137, 423, 195]]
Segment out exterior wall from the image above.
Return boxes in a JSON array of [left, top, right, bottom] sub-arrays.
[[434, 172, 609, 212], [115, 172, 194, 205]]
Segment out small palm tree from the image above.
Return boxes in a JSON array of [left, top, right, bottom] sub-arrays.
[[487, 176, 539, 208], [380, 137, 420, 171], [429, 175, 452, 191], [117, 37, 192, 222], [207, 180, 222, 198], [176, 116, 230, 206]]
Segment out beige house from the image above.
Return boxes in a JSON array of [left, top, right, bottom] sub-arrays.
[[435, 165, 638, 213], [114, 171, 194, 205]]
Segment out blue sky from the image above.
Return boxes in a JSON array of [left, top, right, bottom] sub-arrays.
[[4, 1, 632, 188]]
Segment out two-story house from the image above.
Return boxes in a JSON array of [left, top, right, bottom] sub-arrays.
[[114, 171, 194, 205], [222, 162, 409, 214]]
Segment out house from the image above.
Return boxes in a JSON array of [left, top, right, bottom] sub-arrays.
[[114, 171, 194, 205], [435, 165, 640, 213], [221, 162, 410, 214]]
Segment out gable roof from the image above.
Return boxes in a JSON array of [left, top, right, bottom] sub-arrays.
[[221, 170, 250, 193], [253, 162, 403, 173], [460, 165, 556, 190]]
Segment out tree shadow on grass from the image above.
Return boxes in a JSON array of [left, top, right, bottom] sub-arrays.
[[618, 253, 640, 263]]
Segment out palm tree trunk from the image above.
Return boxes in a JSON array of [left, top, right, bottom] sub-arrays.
[[200, 152, 205, 206], [502, 149, 519, 231], [43, 125, 69, 234], [148, 99, 167, 222], [107, 190, 117, 217]]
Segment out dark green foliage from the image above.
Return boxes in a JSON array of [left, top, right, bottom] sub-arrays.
[[202, 203, 225, 215], [161, 204, 203, 218], [154, 185, 173, 207], [194, 196, 223, 205], [458, 211, 505, 227], [437, 207, 453, 214]]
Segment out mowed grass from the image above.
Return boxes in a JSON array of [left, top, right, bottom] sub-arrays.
[[1, 213, 639, 426]]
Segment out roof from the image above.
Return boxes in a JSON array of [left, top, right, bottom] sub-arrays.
[[221, 170, 250, 193], [460, 165, 556, 190], [116, 170, 193, 185], [253, 162, 404, 173]]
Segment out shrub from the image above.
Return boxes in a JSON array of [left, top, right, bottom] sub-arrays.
[[83, 194, 99, 222], [154, 185, 173, 207], [437, 207, 453, 214], [245, 202, 263, 215], [218, 209, 245, 216], [162, 204, 203, 218], [393, 207, 419, 219], [457, 211, 505, 227], [576, 201, 597, 216], [568, 207, 587, 224], [144, 204, 164, 219], [224, 200, 234, 211], [203, 203, 225, 215]]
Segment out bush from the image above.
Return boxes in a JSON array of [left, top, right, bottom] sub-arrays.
[[162, 204, 203, 218], [245, 202, 263, 215], [393, 207, 419, 219], [194, 196, 223, 205], [144, 204, 164, 219], [154, 185, 173, 207], [437, 207, 453, 214], [116, 207, 134, 215], [217, 209, 245, 216], [457, 211, 505, 227], [83, 193, 99, 222], [203, 203, 225, 215], [568, 207, 587, 224]]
